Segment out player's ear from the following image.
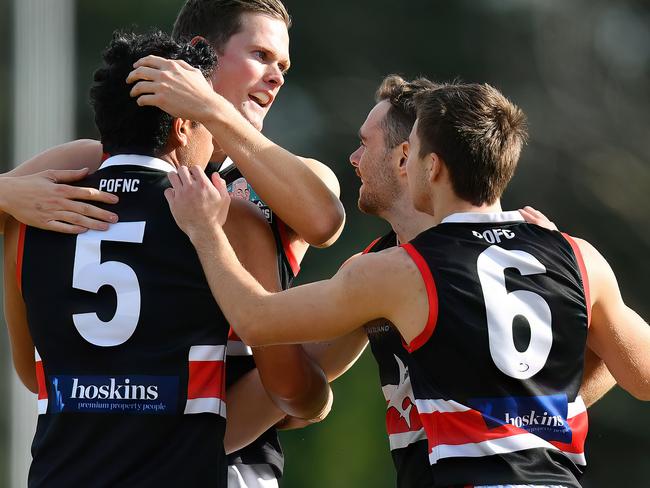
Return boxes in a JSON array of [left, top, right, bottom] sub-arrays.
[[429, 152, 444, 183], [169, 118, 192, 147], [397, 141, 409, 176], [190, 35, 208, 47]]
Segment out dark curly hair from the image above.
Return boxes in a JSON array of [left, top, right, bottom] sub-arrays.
[[90, 30, 217, 157]]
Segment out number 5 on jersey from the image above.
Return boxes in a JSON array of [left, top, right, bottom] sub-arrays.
[[72, 222, 146, 347]]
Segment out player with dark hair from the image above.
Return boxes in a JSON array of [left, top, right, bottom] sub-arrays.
[[163, 81, 650, 488], [0, 2, 342, 487], [3, 29, 329, 487]]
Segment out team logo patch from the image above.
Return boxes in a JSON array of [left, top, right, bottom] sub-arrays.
[[468, 393, 572, 443], [49, 375, 178, 415], [227, 177, 272, 223]]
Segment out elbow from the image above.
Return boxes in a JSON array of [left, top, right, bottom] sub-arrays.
[[623, 377, 650, 401], [231, 315, 266, 348], [631, 387, 650, 402], [271, 368, 331, 420], [304, 204, 346, 248]]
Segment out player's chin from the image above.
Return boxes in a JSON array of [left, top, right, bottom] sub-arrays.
[[243, 105, 266, 131]]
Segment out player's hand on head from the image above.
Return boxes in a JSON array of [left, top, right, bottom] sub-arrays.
[[519, 206, 558, 231], [127, 56, 215, 123], [0, 169, 119, 234], [164, 165, 230, 240]]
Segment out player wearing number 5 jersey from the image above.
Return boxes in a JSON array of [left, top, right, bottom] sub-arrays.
[[2, 31, 292, 487], [165, 82, 650, 487]]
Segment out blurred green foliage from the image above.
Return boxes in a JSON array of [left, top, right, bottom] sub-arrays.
[[1, 1, 648, 486]]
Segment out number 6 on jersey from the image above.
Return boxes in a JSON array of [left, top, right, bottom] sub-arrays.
[[72, 222, 146, 347], [477, 245, 553, 379]]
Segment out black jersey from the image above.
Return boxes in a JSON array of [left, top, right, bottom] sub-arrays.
[[401, 211, 589, 487], [362, 232, 434, 488], [206, 160, 300, 478], [20, 155, 229, 487]]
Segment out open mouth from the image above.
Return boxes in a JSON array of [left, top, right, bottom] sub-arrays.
[[249, 92, 272, 108]]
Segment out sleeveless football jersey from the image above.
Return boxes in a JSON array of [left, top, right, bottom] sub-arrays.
[[401, 211, 589, 488], [206, 159, 300, 478], [21, 155, 229, 487], [363, 232, 434, 488]]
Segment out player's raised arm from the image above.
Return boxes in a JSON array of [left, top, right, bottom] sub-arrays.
[[224, 195, 332, 421], [0, 139, 118, 233], [575, 237, 650, 400], [165, 165, 426, 347], [128, 56, 345, 246]]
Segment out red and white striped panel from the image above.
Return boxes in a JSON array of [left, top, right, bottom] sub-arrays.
[[416, 397, 587, 466], [35, 349, 48, 414], [184, 345, 226, 417], [227, 328, 252, 357]]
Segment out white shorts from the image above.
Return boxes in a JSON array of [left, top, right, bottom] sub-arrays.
[[228, 463, 279, 488]]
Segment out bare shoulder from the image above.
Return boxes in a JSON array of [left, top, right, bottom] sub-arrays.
[[336, 246, 421, 299], [342, 245, 417, 273], [569, 236, 619, 304], [335, 246, 429, 344]]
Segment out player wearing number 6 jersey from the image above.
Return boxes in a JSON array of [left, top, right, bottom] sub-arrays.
[[165, 82, 650, 487], [2, 31, 329, 487]]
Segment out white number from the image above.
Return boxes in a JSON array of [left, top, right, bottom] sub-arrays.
[[477, 245, 552, 379], [72, 222, 146, 347]]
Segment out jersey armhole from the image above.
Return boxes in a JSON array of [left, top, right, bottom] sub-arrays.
[[275, 219, 300, 276], [400, 243, 439, 352], [561, 233, 591, 327], [16, 223, 26, 295]]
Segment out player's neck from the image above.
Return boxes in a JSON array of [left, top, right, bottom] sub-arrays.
[[433, 195, 503, 225], [158, 154, 182, 171], [383, 193, 436, 243], [209, 149, 228, 165]]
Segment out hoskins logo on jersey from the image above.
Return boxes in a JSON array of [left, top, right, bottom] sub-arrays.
[[49, 375, 178, 415], [70, 377, 158, 401], [468, 393, 572, 444]]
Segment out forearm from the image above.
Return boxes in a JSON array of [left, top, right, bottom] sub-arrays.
[[224, 368, 285, 454], [303, 329, 369, 382], [191, 224, 274, 345], [7, 139, 103, 177], [253, 344, 331, 419], [0, 140, 117, 233], [202, 96, 344, 245]]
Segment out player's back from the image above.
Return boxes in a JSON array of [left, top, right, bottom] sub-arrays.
[[402, 211, 589, 488], [21, 156, 228, 487]]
